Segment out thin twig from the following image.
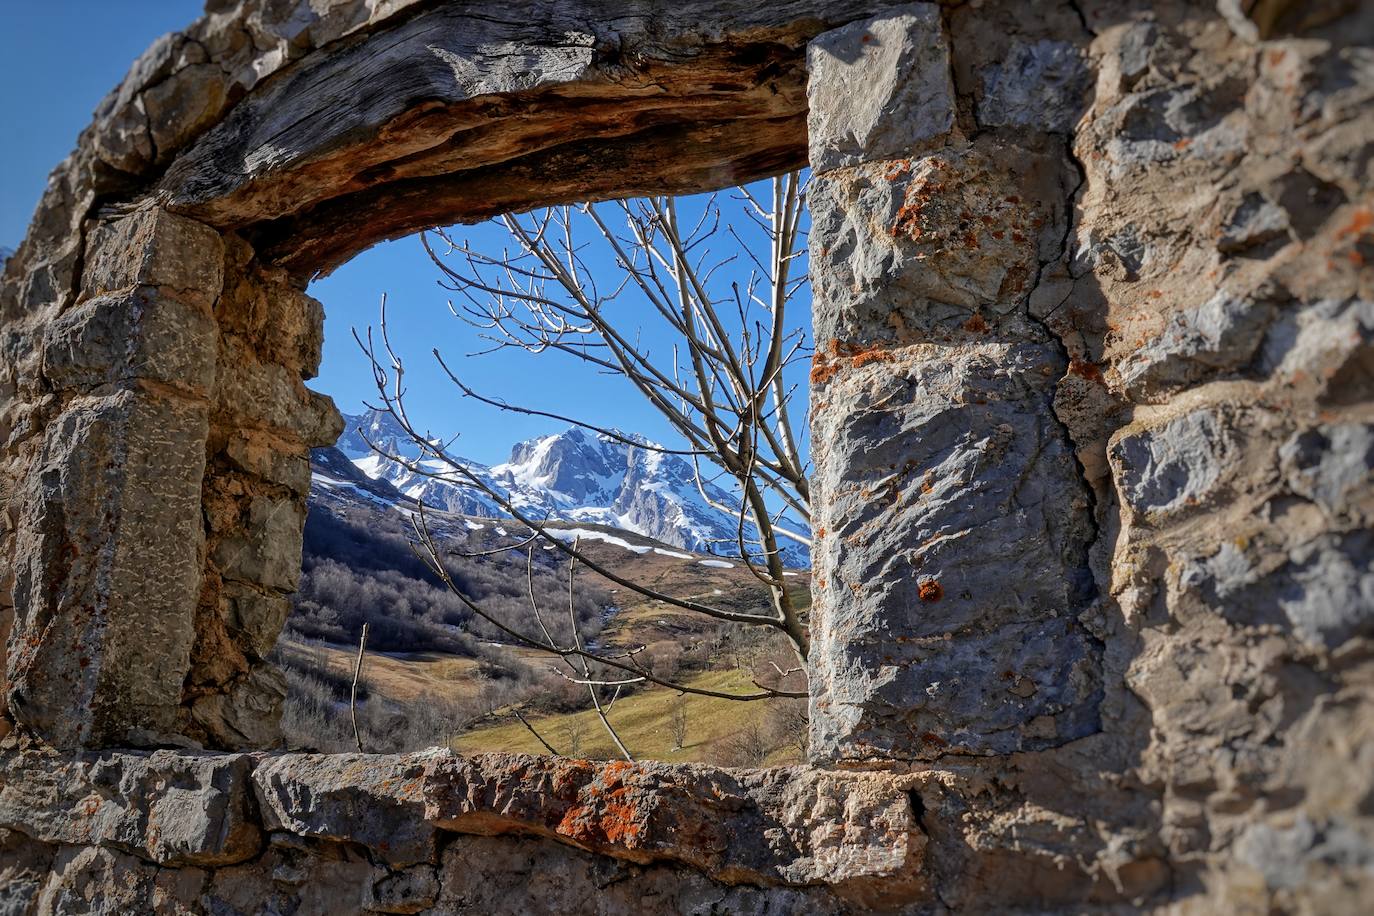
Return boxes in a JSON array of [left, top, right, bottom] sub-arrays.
[[513, 709, 561, 755], [350, 622, 370, 753]]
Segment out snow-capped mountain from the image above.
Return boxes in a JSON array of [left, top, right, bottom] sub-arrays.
[[335, 409, 809, 567]]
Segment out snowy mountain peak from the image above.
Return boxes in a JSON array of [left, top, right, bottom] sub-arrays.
[[334, 409, 808, 567]]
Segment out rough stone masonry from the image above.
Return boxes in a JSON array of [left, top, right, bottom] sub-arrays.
[[0, 0, 1371, 912]]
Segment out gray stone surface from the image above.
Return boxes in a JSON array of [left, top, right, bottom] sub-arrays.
[[7, 390, 208, 747], [1281, 422, 1374, 516], [1115, 290, 1275, 398], [806, 17, 1096, 764], [808, 341, 1099, 760], [43, 288, 218, 396], [977, 39, 1091, 133], [1112, 408, 1236, 518], [189, 663, 289, 750], [252, 752, 439, 867], [212, 493, 306, 592], [0, 828, 52, 916], [806, 4, 954, 174], [1217, 192, 1292, 253], [221, 581, 292, 659], [363, 863, 439, 914], [0, 748, 260, 865], [81, 207, 224, 308], [1277, 532, 1374, 648]]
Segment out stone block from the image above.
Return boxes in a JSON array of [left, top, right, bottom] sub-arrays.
[[189, 663, 289, 751], [82, 207, 224, 308], [1115, 290, 1275, 398], [0, 748, 260, 866], [222, 580, 293, 659], [1276, 532, 1374, 648], [143, 63, 232, 160], [421, 751, 924, 898], [252, 752, 438, 868], [808, 142, 1065, 345], [1280, 422, 1374, 517], [223, 429, 313, 496], [977, 39, 1090, 133], [807, 4, 954, 173], [211, 492, 306, 592], [0, 828, 52, 916], [363, 864, 439, 914], [1111, 407, 1237, 520], [215, 258, 326, 379], [266, 286, 325, 380], [6, 390, 208, 748], [808, 344, 1099, 760], [43, 288, 218, 395], [215, 335, 345, 445], [1261, 298, 1374, 407]]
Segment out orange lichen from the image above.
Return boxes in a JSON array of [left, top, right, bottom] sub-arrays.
[[812, 340, 895, 383], [918, 579, 943, 603], [1335, 206, 1373, 241], [851, 345, 894, 369], [920, 731, 949, 748], [1068, 358, 1104, 383], [810, 360, 840, 385], [962, 314, 989, 333]]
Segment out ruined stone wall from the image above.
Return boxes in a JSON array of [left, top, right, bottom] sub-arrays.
[[0, 0, 1371, 912], [806, 0, 1374, 910], [0, 748, 927, 914]]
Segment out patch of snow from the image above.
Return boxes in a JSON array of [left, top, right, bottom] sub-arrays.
[[652, 547, 693, 559], [311, 473, 397, 510], [698, 559, 736, 569], [782, 571, 800, 578], [463, 520, 485, 531], [546, 528, 652, 555]]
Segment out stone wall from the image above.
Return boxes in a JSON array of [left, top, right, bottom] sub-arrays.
[[0, 749, 926, 914], [0, 0, 1371, 912], [806, 0, 1374, 910]]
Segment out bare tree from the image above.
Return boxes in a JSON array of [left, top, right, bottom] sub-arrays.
[[563, 717, 586, 758], [766, 699, 809, 760], [720, 721, 771, 767], [669, 697, 689, 751], [354, 174, 813, 759]]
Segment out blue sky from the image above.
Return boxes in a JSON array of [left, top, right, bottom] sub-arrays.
[[3, 4, 811, 467]]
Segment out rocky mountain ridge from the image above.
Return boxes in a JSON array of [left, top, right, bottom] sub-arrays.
[[334, 409, 809, 567]]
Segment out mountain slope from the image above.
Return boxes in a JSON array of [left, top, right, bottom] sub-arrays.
[[336, 409, 809, 567]]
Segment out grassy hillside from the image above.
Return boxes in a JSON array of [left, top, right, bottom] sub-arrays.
[[453, 668, 806, 766]]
